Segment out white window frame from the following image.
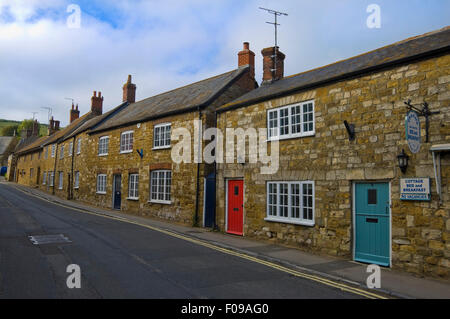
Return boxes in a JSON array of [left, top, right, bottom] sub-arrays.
[[153, 123, 171, 149], [58, 172, 63, 189], [45, 146, 48, 159], [128, 174, 139, 200], [267, 100, 315, 140], [43, 172, 47, 185], [76, 139, 81, 154], [74, 171, 80, 189], [98, 136, 109, 156], [96, 174, 107, 194], [49, 171, 54, 187], [69, 142, 73, 156], [265, 181, 315, 226], [120, 131, 134, 154], [51, 144, 56, 158], [149, 170, 172, 204], [60, 145, 64, 159]]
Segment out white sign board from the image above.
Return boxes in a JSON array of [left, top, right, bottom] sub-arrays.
[[406, 111, 421, 154], [400, 178, 430, 201]]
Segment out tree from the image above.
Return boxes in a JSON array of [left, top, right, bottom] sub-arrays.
[[18, 119, 35, 133], [0, 124, 19, 136]]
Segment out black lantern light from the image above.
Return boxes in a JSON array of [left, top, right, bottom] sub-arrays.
[[397, 149, 409, 174]]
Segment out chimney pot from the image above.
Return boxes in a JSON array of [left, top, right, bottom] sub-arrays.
[[91, 89, 103, 116], [238, 42, 255, 80], [123, 75, 136, 104], [70, 101, 80, 123], [261, 46, 285, 85]]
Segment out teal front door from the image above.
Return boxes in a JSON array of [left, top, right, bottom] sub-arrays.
[[354, 183, 390, 266]]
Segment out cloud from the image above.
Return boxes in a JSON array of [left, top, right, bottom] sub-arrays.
[[0, 0, 449, 126]]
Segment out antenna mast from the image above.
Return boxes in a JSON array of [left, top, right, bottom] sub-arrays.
[[259, 7, 288, 78], [41, 107, 53, 123]]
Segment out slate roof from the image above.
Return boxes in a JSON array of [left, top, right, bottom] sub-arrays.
[[62, 102, 128, 141], [0, 136, 15, 155], [15, 112, 96, 155], [218, 26, 450, 113], [90, 67, 249, 134]]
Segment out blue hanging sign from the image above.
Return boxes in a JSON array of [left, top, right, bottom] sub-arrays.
[[405, 110, 421, 154]]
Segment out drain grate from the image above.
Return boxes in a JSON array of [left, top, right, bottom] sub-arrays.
[[28, 234, 71, 245]]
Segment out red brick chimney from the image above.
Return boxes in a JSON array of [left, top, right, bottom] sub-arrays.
[[91, 91, 103, 116], [238, 42, 255, 79], [261, 46, 285, 85], [32, 120, 39, 136], [70, 103, 80, 123], [48, 116, 60, 135], [123, 75, 136, 104]]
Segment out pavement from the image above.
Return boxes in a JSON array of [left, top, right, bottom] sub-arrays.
[[5, 181, 450, 299]]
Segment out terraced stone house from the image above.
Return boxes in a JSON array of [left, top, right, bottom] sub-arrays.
[[216, 27, 450, 278]]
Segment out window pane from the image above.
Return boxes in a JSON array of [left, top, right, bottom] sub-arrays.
[[279, 183, 289, 218], [291, 106, 301, 134], [279, 108, 289, 136]]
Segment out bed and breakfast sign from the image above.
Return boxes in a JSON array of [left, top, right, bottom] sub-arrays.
[[400, 178, 431, 201]]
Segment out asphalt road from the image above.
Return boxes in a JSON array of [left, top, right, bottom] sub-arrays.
[[0, 183, 361, 299]]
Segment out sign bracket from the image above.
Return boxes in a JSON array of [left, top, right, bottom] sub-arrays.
[[404, 100, 440, 143]]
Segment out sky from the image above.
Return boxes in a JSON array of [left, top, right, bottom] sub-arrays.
[[0, 0, 449, 126]]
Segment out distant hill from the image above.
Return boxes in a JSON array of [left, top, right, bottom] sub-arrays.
[[0, 119, 49, 137]]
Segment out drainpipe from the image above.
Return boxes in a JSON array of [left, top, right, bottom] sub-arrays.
[[52, 144, 58, 195], [213, 111, 218, 231], [194, 107, 202, 227], [70, 136, 75, 200]]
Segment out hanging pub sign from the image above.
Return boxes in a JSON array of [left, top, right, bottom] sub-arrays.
[[400, 178, 431, 201], [405, 110, 421, 154]]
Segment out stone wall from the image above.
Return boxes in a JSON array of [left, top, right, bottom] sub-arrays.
[[216, 53, 450, 279]]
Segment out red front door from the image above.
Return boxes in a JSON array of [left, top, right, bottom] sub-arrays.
[[227, 180, 244, 235]]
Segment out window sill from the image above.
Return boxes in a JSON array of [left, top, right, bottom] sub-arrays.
[[98, 153, 108, 157], [127, 197, 139, 201], [267, 132, 315, 142], [74, 187, 79, 190], [152, 146, 171, 150], [148, 200, 172, 205], [96, 192, 106, 195], [120, 150, 133, 154], [264, 217, 315, 227]]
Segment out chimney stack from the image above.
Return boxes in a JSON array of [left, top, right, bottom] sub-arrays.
[[70, 103, 80, 123], [48, 116, 59, 135], [122, 75, 136, 104], [261, 46, 285, 85], [91, 91, 104, 116], [238, 42, 255, 79], [32, 120, 39, 136]]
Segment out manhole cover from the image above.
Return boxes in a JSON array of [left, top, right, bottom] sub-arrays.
[[28, 234, 71, 245]]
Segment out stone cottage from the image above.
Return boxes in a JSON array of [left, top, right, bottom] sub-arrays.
[[216, 27, 450, 278]]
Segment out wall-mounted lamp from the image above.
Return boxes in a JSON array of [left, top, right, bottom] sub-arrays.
[[397, 149, 409, 174], [343, 120, 355, 141]]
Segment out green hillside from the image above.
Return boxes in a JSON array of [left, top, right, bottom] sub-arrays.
[[0, 119, 48, 137]]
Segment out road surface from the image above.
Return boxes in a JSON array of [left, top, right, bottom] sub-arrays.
[[0, 183, 363, 299]]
